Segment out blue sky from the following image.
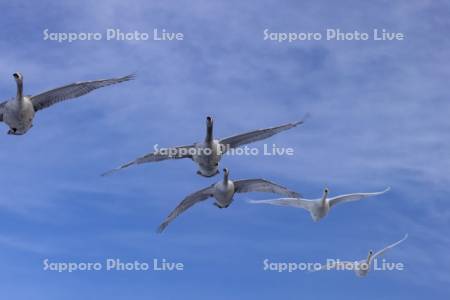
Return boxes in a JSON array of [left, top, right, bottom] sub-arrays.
[[0, 0, 448, 298]]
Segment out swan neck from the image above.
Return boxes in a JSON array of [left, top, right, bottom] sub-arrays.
[[321, 193, 327, 206], [16, 80, 23, 100], [205, 122, 213, 144], [223, 172, 229, 185]]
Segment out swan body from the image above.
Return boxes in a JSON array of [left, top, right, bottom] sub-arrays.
[[191, 137, 223, 177], [3, 95, 35, 135]]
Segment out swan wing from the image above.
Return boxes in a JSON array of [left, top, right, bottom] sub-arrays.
[[31, 74, 135, 111], [0, 101, 7, 121], [311, 261, 356, 272], [372, 234, 408, 260], [248, 198, 313, 210], [219, 116, 308, 150], [101, 144, 195, 176], [234, 179, 300, 198], [157, 186, 215, 233], [328, 187, 390, 207]]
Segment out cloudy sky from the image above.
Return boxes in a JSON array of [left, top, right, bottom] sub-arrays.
[[0, 0, 448, 298]]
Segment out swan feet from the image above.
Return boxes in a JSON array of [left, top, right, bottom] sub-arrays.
[[213, 203, 230, 209], [7, 128, 27, 135], [213, 203, 224, 209], [7, 125, 32, 135], [7, 128, 18, 135], [196, 169, 220, 177]]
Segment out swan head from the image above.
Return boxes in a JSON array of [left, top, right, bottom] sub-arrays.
[[13, 72, 23, 82], [367, 250, 374, 261], [206, 116, 213, 126], [321, 187, 329, 205]]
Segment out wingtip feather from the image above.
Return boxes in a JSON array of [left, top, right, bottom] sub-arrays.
[[121, 73, 137, 82], [101, 161, 136, 177], [156, 223, 167, 233], [100, 169, 118, 177], [294, 113, 311, 126]]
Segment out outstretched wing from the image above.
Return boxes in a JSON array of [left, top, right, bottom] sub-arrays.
[[102, 144, 195, 176], [0, 101, 7, 122], [31, 74, 135, 111], [372, 234, 408, 261], [310, 261, 357, 273], [248, 198, 313, 210], [234, 179, 300, 198], [328, 187, 390, 208], [219, 116, 308, 151], [157, 186, 215, 233]]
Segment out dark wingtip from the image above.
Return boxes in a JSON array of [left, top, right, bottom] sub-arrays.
[[101, 161, 134, 177], [291, 192, 302, 198], [295, 113, 311, 126], [156, 223, 167, 233], [123, 73, 136, 81], [117, 73, 136, 83], [100, 169, 117, 177]]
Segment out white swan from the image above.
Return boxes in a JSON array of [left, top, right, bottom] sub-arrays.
[[103, 115, 307, 177], [249, 187, 390, 221], [157, 168, 300, 232], [0, 72, 134, 135], [314, 234, 408, 277]]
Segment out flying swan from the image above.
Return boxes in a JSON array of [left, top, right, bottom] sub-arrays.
[[157, 168, 300, 232], [103, 115, 307, 177], [313, 234, 408, 277], [249, 187, 390, 221], [0, 72, 134, 135]]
